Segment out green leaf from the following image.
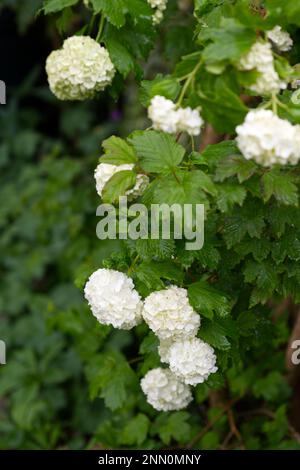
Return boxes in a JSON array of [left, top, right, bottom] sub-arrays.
[[198, 318, 231, 350], [216, 183, 247, 212], [105, 32, 135, 77], [194, 140, 240, 169], [244, 261, 279, 297], [262, 171, 298, 206], [223, 200, 265, 248], [102, 170, 136, 203], [215, 155, 257, 183], [139, 75, 180, 106], [130, 131, 185, 173], [266, 0, 300, 26], [253, 372, 291, 403], [151, 412, 191, 445], [198, 75, 248, 133], [121, 414, 150, 446], [86, 351, 137, 411], [134, 239, 176, 260], [43, 0, 79, 13], [91, 0, 126, 28], [142, 171, 208, 205], [101, 136, 137, 164], [234, 237, 271, 262], [202, 18, 256, 63], [188, 280, 230, 319], [126, 0, 153, 19]]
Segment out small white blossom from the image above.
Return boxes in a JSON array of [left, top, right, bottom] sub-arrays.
[[148, 0, 168, 24], [153, 9, 164, 24], [148, 96, 179, 133], [292, 79, 300, 90], [148, 95, 204, 136], [168, 338, 218, 386], [142, 286, 200, 340], [236, 109, 300, 167], [238, 41, 286, 95], [267, 26, 293, 52], [177, 107, 203, 136], [148, 0, 167, 9], [94, 163, 149, 199], [84, 268, 143, 329], [46, 36, 115, 101], [141, 367, 192, 411]]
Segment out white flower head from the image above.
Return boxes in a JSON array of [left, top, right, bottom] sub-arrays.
[[168, 338, 218, 386], [84, 268, 143, 329], [267, 26, 293, 52], [141, 367, 192, 411], [142, 286, 200, 340], [238, 40, 286, 95], [46, 36, 115, 101], [236, 109, 300, 167], [148, 95, 179, 133], [94, 163, 149, 200], [148, 95, 204, 136], [177, 107, 203, 136]]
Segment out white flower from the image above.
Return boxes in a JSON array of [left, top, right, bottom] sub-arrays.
[[292, 79, 300, 90], [141, 367, 192, 411], [168, 338, 218, 386], [142, 286, 200, 340], [84, 268, 143, 329], [177, 107, 203, 136], [148, 96, 179, 133], [236, 109, 300, 166], [153, 8, 164, 24], [267, 26, 293, 52], [238, 41, 286, 95], [46, 36, 115, 101], [148, 95, 204, 136], [148, 0, 167, 9], [94, 163, 149, 199]]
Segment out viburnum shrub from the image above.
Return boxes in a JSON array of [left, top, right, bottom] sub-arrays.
[[41, 0, 300, 447]]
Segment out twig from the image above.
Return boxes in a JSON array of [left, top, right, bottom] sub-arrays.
[[186, 398, 240, 449]]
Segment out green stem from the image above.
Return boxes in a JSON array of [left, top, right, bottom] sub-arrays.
[[271, 93, 278, 114], [177, 60, 202, 107], [127, 254, 140, 275], [88, 14, 96, 35], [96, 14, 105, 42]]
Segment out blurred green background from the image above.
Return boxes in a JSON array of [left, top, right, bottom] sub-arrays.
[[0, 1, 143, 448]]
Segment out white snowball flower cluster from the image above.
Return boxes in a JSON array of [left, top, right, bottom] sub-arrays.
[[147, 0, 168, 25], [148, 95, 203, 136], [142, 286, 200, 340], [148, 96, 179, 133], [267, 26, 293, 52], [84, 274, 217, 410], [46, 36, 115, 101], [140, 285, 217, 409], [167, 338, 218, 386], [236, 109, 300, 167], [84, 269, 143, 329], [94, 163, 149, 200], [238, 40, 286, 96], [140, 367, 192, 411]]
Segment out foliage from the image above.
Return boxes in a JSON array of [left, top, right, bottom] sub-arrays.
[[1, 0, 300, 450]]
